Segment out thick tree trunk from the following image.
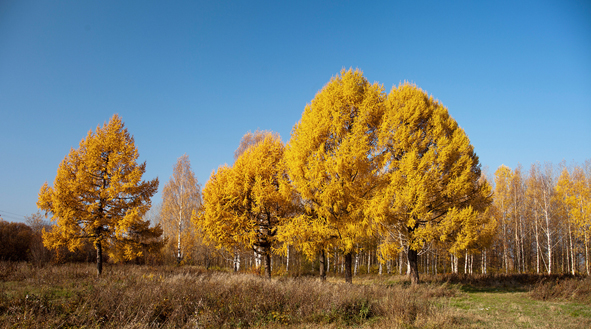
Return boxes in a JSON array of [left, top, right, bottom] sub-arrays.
[[96, 240, 103, 276], [344, 253, 353, 283], [319, 250, 327, 281], [407, 248, 419, 284]]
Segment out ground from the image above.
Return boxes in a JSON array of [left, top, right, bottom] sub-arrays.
[[1, 262, 589, 328]]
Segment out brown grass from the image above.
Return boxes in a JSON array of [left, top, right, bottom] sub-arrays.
[[0, 262, 460, 328], [529, 275, 591, 304]]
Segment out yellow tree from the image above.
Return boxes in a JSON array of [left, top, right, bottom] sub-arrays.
[[556, 165, 591, 275], [527, 162, 557, 274], [493, 165, 513, 273], [369, 83, 491, 284], [160, 154, 202, 264], [283, 68, 385, 283], [196, 133, 293, 278], [37, 114, 162, 275]]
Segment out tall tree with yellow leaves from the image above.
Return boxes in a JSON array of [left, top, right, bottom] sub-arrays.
[[556, 165, 591, 275], [494, 165, 513, 273], [196, 133, 293, 278], [369, 83, 492, 284], [160, 154, 202, 264], [37, 114, 162, 275], [284, 68, 385, 283]]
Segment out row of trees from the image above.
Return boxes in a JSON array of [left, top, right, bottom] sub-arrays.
[[192, 69, 491, 284], [34, 69, 589, 283]]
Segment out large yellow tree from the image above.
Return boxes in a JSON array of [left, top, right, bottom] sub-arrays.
[[160, 154, 202, 264], [283, 68, 385, 283], [196, 133, 293, 278], [369, 83, 492, 284], [37, 114, 162, 275]]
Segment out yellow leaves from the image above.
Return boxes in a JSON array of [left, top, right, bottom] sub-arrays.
[[197, 132, 292, 254], [285, 68, 384, 255], [437, 207, 496, 255], [555, 166, 591, 238], [36, 114, 161, 260]]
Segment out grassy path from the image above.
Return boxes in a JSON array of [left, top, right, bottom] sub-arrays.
[[448, 287, 591, 328]]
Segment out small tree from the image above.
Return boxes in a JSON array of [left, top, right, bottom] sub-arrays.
[[37, 114, 163, 275]]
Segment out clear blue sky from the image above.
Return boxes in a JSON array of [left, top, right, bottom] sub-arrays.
[[1, 0, 589, 223]]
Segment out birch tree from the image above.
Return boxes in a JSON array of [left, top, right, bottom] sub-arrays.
[[160, 154, 202, 264], [528, 163, 557, 274], [556, 165, 591, 274]]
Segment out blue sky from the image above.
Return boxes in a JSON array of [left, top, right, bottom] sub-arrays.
[[1, 0, 589, 223]]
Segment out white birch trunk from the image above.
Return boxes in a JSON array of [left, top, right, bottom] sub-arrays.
[[569, 222, 575, 275], [464, 251, 468, 274], [286, 245, 290, 272], [534, 210, 541, 274], [177, 182, 184, 263], [585, 231, 590, 275]]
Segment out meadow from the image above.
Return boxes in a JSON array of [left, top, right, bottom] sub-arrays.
[[1, 262, 590, 328]]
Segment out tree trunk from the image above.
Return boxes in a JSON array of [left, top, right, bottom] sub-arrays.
[[568, 222, 575, 275], [344, 253, 353, 283], [585, 232, 590, 276], [534, 210, 541, 274], [319, 250, 327, 281], [545, 208, 552, 274], [177, 183, 184, 265], [263, 249, 271, 278], [286, 245, 290, 273], [354, 251, 359, 276], [96, 240, 103, 276], [464, 251, 468, 274], [407, 248, 419, 284]]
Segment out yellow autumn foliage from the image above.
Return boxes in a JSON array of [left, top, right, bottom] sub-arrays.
[[37, 114, 162, 269], [283, 68, 385, 259], [367, 82, 492, 282], [195, 132, 294, 277], [556, 166, 591, 241]]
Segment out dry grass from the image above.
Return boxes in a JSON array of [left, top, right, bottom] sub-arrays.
[[0, 262, 460, 328], [529, 275, 591, 304]]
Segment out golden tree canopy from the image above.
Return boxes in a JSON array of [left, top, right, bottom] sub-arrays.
[[37, 114, 162, 263], [283, 68, 385, 257], [197, 132, 293, 276], [369, 83, 492, 254]]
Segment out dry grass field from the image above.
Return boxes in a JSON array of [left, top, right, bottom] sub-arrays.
[[1, 262, 590, 328]]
